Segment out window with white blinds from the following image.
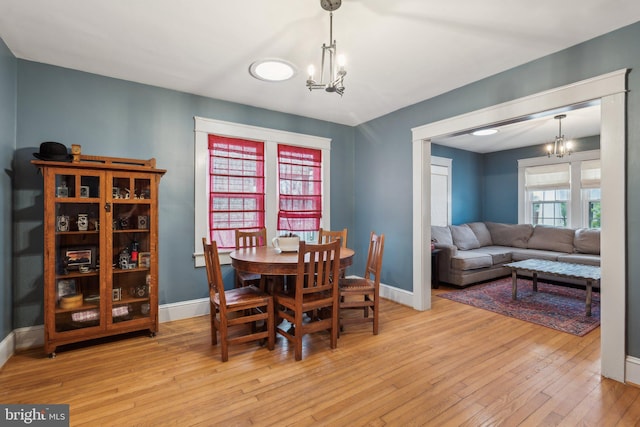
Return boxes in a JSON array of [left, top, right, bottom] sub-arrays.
[[518, 150, 600, 228]]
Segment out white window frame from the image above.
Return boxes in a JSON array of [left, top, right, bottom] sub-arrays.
[[518, 149, 600, 228], [194, 117, 331, 266], [430, 156, 452, 226]]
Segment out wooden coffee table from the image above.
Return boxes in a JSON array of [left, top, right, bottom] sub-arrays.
[[504, 259, 601, 316]]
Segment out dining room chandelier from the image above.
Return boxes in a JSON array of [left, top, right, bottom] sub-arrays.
[[306, 0, 347, 96], [546, 114, 573, 158]]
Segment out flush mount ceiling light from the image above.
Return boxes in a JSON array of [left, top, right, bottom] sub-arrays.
[[249, 59, 296, 82], [546, 114, 573, 158], [306, 0, 347, 96], [472, 129, 499, 136]]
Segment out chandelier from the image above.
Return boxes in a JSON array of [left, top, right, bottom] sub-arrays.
[[546, 114, 572, 158], [306, 0, 347, 96]]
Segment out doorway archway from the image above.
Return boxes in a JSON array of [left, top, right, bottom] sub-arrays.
[[411, 69, 627, 383]]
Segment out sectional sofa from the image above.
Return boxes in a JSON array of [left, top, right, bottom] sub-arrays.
[[431, 222, 601, 287]]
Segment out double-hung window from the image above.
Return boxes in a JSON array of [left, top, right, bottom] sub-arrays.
[[194, 117, 331, 266], [518, 150, 600, 229]]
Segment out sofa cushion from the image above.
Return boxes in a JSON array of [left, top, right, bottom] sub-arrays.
[[467, 222, 493, 246], [450, 224, 481, 250], [557, 254, 601, 266], [474, 246, 513, 265], [510, 249, 560, 262], [574, 228, 600, 254], [485, 222, 533, 248], [527, 225, 575, 253], [431, 225, 453, 245], [450, 251, 493, 271]]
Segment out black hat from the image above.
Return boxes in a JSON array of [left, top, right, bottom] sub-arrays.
[[33, 142, 72, 161]]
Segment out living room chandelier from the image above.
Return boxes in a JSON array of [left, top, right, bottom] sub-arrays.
[[306, 0, 347, 96], [546, 114, 573, 158]]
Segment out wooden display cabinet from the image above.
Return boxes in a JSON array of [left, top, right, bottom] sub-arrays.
[[33, 155, 166, 357]]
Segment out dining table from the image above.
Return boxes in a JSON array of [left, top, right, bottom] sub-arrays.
[[229, 245, 355, 277]]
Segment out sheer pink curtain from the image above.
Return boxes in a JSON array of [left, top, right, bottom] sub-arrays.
[[277, 144, 322, 233], [208, 135, 265, 249]]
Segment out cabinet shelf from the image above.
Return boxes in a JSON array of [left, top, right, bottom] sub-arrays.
[[55, 302, 100, 314], [33, 155, 165, 356]]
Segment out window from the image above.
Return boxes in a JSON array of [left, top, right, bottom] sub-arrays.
[[194, 117, 331, 266], [518, 150, 600, 229], [208, 135, 265, 249], [277, 145, 322, 242]]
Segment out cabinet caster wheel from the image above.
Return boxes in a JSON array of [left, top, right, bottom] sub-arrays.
[[48, 352, 56, 359], [149, 332, 156, 338]]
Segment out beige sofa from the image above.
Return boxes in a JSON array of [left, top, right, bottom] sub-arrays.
[[431, 222, 600, 287]]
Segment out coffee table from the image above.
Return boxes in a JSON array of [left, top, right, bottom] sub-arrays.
[[504, 259, 601, 316]]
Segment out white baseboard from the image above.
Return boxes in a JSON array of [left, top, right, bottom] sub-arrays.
[[0, 331, 15, 369], [380, 283, 414, 307], [158, 297, 210, 322], [625, 356, 640, 386], [14, 325, 44, 350]]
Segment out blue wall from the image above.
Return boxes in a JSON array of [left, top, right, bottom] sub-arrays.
[[432, 144, 484, 225], [354, 22, 640, 355], [0, 38, 16, 343], [13, 61, 355, 328]]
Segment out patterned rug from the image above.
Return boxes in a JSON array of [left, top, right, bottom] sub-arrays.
[[438, 277, 600, 336]]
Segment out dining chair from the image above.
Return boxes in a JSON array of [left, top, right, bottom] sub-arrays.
[[234, 228, 267, 288], [274, 240, 341, 361], [318, 227, 348, 278], [318, 227, 348, 248], [202, 237, 274, 362], [339, 231, 385, 335]]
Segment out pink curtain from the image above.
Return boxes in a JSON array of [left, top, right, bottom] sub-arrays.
[[209, 135, 265, 249], [277, 144, 322, 233]]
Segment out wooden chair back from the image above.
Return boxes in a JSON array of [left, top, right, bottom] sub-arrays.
[[318, 227, 348, 248], [295, 240, 341, 298], [364, 232, 385, 283], [235, 228, 267, 249], [202, 237, 227, 306]]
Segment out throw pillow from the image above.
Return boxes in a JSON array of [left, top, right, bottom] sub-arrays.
[[527, 225, 575, 253], [467, 222, 493, 246], [431, 225, 453, 245], [450, 224, 481, 250], [485, 222, 533, 248], [574, 228, 601, 254]]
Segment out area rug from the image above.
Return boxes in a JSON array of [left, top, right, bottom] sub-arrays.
[[438, 277, 600, 336]]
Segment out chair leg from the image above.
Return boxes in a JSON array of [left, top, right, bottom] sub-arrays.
[[373, 296, 379, 335], [294, 313, 303, 361], [220, 316, 229, 362], [267, 299, 275, 351], [210, 302, 217, 346], [330, 306, 338, 350]]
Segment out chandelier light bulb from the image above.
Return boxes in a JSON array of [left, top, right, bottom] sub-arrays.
[[337, 55, 346, 70], [307, 65, 316, 80]]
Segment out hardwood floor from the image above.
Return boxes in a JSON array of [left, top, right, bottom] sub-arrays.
[[2, 288, 639, 426]]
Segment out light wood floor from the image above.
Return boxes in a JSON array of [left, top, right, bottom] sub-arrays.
[[2, 288, 639, 426]]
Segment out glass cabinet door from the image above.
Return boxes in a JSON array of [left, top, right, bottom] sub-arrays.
[[110, 173, 153, 324], [53, 171, 103, 332]]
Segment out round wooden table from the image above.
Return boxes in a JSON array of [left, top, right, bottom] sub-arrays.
[[229, 246, 355, 276]]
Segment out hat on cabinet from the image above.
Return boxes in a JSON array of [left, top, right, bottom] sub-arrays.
[[33, 142, 73, 161]]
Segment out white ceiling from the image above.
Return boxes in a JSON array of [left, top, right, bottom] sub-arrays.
[[432, 102, 602, 153], [1, 0, 638, 146]]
